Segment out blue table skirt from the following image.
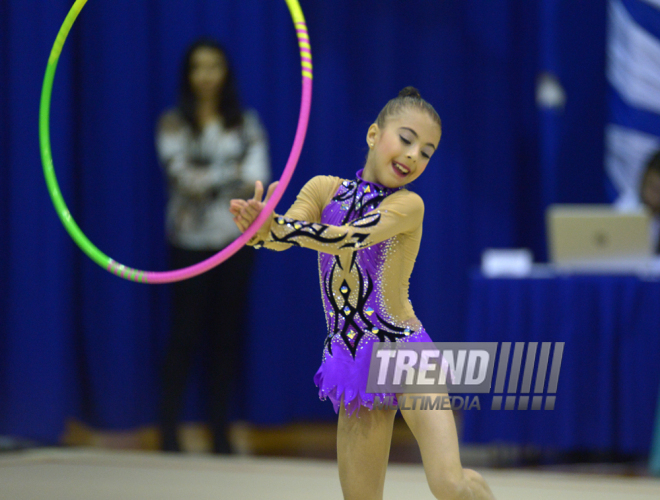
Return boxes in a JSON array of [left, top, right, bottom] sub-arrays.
[[462, 270, 660, 456]]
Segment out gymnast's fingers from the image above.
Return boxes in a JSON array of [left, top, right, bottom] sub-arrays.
[[236, 209, 254, 230], [229, 199, 247, 216], [229, 203, 241, 217], [230, 198, 248, 209], [252, 180, 264, 203], [264, 181, 279, 204], [233, 215, 247, 233], [242, 200, 262, 220]]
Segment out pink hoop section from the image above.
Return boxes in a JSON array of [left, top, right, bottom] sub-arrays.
[[107, 22, 313, 284]]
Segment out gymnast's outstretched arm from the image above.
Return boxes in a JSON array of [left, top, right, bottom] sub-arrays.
[[230, 176, 423, 255]]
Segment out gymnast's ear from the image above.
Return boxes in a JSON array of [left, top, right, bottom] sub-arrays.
[[366, 123, 379, 149]]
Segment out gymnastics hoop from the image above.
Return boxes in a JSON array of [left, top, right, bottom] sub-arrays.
[[39, 0, 312, 284]]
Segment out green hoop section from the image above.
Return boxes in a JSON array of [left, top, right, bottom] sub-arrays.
[[40, 0, 313, 284]]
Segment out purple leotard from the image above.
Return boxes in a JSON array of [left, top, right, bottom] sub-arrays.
[[251, 170, 432, 416]]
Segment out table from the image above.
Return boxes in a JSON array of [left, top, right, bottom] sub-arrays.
[[462, 268, 660, 455]]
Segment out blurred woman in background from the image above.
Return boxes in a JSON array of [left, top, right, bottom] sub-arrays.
[[156, 39, 270, 453]]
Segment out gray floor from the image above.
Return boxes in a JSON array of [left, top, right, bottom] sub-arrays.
[[1, 449, 659, 500]]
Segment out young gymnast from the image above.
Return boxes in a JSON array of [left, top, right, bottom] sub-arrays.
[[230, 87, 495, 500]]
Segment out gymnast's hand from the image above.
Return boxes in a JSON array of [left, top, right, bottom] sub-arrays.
[[230, 180, 278, 233]]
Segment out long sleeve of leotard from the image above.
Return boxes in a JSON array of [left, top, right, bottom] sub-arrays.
[[248, 176, 424, 255], [246, 175, 335, 251]]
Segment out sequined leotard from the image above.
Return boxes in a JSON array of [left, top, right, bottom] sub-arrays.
[[249, 169, 433, 416]]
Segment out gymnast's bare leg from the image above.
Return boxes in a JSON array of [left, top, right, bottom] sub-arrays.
[[337, 401, 397, 500], [399, 392, 496, 499]]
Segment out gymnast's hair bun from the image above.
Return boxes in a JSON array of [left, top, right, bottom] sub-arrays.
[[399, 86, 422, 99]]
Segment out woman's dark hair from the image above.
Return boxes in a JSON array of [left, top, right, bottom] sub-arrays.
[[375, 86, 441, 129], [178, 38, 244, 134]]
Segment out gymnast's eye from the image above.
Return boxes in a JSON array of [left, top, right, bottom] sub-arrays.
[[421, 151, 430, 159], [400, 135, 411, 145]]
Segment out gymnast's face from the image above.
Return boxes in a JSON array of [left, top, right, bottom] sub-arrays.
[[363, 109, 441, 189], [189, 47, 227, 102]]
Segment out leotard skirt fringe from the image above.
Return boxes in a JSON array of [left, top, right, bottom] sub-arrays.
[[313, 327, 433, 417]]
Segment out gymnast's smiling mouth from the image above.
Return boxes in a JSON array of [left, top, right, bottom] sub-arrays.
[[392, 161, 410, 177]]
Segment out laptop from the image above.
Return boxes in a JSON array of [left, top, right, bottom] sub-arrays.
[[546, 205, 653, 267]]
